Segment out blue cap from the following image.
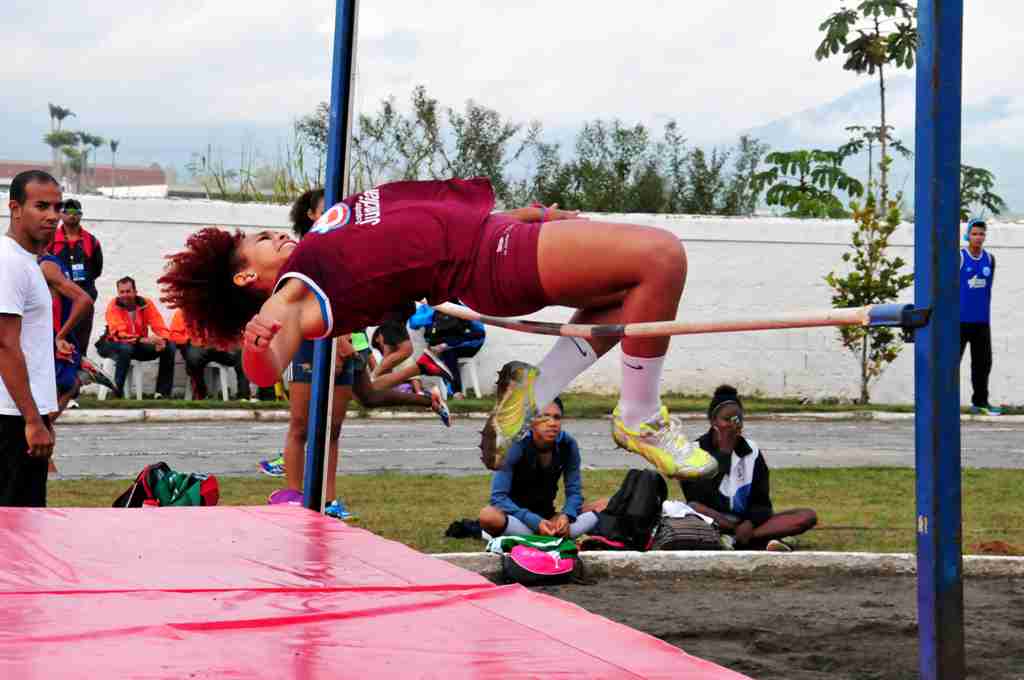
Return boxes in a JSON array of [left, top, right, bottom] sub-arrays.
[[964, 217, 986, 241]]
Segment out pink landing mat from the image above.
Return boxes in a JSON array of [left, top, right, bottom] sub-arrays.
[[0, 506, 748, 679]]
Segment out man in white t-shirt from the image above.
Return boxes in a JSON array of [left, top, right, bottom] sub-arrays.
[[0, 170, 62, 506]]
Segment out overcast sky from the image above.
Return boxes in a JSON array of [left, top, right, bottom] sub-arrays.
[[4, 1, 1021, 166]]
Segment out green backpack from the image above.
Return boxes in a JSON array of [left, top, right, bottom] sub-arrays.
[[113, 462, 220, 508]]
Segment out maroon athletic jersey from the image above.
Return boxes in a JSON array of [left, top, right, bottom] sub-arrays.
[[275, 177, 495, 338]]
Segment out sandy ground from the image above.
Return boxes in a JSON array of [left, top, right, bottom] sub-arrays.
[[539, 574, 1024, 679]]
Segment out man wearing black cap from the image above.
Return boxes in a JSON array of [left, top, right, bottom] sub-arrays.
[[46, 198, 103, 353], [679, 385, 817, 551]]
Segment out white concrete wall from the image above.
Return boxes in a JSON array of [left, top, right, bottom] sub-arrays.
[[3, 196, 1022, 405], [96, 185, 169, 199]]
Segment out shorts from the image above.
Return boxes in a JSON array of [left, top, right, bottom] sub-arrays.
[[0, 415, 49, 507], [290, 342, 369, 386], [458, 214, 551, 317]]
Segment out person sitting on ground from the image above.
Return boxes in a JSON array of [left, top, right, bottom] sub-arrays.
[[96, 276, 176, 398], [168, 308, 251, 401], [679, 385, 817, 551], [479, 397, 604, 539]]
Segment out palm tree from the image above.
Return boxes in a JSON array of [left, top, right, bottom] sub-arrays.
[[47, 104, 75, 177], [85, 134, 106, 190], [109, 139, 121, 197], [43, 130, 78, 186], [61, 147, 84, 193], [48, 103, 75, 131]]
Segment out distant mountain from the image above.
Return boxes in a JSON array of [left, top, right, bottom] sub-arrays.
[[742, 76, 1023, 216]]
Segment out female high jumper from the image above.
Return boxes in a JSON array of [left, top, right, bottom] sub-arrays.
[[159, 177, 717, 480]]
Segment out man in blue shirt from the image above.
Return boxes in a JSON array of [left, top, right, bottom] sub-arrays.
[[959, 218, 1000, 415], [479, 397, 602, 538]]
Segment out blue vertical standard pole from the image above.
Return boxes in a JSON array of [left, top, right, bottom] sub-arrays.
[[304, 0, 359, 512], [913, 1, 965, 678]]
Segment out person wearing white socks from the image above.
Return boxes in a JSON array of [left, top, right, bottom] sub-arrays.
[[480, 223, 717, 480], [156, 174, 714, 481]]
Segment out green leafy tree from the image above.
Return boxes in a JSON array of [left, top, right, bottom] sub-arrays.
[[294, 102, 329, 186], [816, 1, 918, 212], [960, 165, 1007, 221], [751, 150, 864, 218], [439, 98, 540, 207], [660, 121, 688, 213], [396, 85, 446, 181], [350, 97, 403, 192], [721, 135, 770, 216], [566, 119, 655, 212], [681, 147, 729, 214], [530, 141, 576, 208], [626, 160, 667, 213], [825, 195, 914, 403], [839, 124, 912, 192]]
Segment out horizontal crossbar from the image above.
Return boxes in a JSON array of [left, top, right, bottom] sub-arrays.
[[432, 303, 930, 340]]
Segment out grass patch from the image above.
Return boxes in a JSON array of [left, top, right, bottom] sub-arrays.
[[48, 468, 1024, 555]]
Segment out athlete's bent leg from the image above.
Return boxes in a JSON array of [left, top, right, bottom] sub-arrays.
[[482, 220, 715, 480]]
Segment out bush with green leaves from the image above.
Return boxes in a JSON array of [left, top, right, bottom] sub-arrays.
[[960, 165, 1008, 222], [825, 194, 914, 403]]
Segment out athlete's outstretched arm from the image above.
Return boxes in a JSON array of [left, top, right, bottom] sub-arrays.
[[242, 280, 322, 387]]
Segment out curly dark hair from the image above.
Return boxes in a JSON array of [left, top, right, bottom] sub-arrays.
[[289, 188, 325, 238], [158, 228, 264, 348]]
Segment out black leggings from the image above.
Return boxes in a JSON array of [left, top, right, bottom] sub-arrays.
[[959, 323, 992, 408]]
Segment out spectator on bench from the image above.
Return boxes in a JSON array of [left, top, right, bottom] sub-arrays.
[[680, 385, 817, 551], [168, 309, 251, 401], [479, 396, 603, 539], [96, 276, 175, 398]]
